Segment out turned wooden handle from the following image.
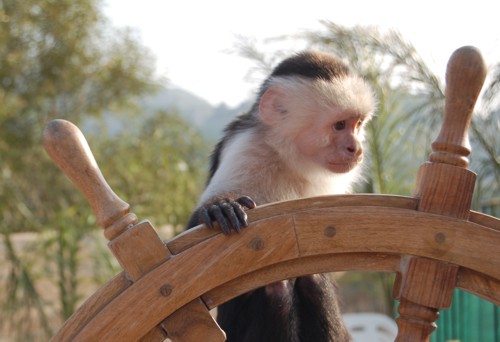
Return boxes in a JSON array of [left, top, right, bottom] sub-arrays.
[[430, 46, 487, 167], [43, 119, 130, 229]]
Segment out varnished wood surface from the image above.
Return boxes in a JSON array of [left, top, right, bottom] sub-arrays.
[[63, 199, 499, 341], [167, 194, 417, 254]]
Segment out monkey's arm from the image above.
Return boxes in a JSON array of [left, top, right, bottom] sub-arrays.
[[186, 195, 256, 234]]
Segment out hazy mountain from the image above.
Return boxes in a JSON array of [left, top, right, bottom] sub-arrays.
[[141, 86, 253, 141], [82, 85, 254, 141], [141, 86, 214, 126]]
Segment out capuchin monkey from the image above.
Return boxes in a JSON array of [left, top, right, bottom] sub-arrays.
[[186, 51, 375, 342]]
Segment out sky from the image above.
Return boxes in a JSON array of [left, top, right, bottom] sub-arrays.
[[103, 0, 500, 107]]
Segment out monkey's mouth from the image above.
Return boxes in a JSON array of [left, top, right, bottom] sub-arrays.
[[326, 161, 358, 173]]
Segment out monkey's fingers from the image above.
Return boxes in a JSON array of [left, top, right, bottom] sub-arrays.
[[199, 206, 214, 229], [220, 201, 243, 233], [209, 204, 233, 234], [233, 207, 249, 229], [236, 196, 257, 209], [227, 199, 250, 229]]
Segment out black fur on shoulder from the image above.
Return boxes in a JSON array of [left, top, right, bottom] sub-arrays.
[[207, 112, 258, 182]]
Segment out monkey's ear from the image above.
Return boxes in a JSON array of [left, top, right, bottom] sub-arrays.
[[258, 87, 287, 126]]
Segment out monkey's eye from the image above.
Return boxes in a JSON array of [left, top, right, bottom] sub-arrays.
[[333, 120, 346, 131]]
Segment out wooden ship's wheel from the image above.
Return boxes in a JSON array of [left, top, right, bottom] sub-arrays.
[[43, 46, 499, 342]]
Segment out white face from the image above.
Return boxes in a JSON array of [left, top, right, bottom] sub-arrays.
[[293, 108, 367, 174], [258, 76, 374, 175]]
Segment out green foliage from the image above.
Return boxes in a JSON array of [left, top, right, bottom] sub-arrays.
[[0, 0, 208, 339], [471, 111, 500, 215], [470, 63, 500, 215], [0, 0, 157, 232], [93, 110, 208, 231], [2, 232, 53, 340]]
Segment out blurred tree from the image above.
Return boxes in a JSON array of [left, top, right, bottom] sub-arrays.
[[94, 110, 208, 232], [0, 0, 163, 339], [470, 63, 500, 217], [0, 0, 156, 230]]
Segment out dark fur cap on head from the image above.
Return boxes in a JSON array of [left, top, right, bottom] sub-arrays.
[[255, 51, 350, 96], [270, 51, 350, 81], [253, 51, 352, 109]]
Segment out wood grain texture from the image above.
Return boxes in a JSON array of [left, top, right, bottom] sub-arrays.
[[50, 272, 130, 341], [167, 194, 417, 255], [71, 216, 297, 341], [456, 268, 500, 306], [414, 162, 476, 219], [43, 119, 131, 229], [203, 253, 401, 309], [430, 46, 487, 167], [392, 46, 488, 342], [59, 204, 499, 341], [162, 297, 225, 342], [108, 220, 171, 282], [294, 207, 499, 279]]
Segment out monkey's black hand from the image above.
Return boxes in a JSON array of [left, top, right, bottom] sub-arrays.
[[199, 196, 256, 234]]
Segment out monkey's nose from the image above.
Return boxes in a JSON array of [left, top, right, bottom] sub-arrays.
[[347, 145, 362, 157]]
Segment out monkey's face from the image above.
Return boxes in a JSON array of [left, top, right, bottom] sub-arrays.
[[294, 109, 366, 174], [258, 80, 373, 175]]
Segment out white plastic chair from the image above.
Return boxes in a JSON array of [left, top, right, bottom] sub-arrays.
[[343, 312, 398, 342]]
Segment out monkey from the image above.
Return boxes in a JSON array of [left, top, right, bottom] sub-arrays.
[[186, 51, 375, 342]]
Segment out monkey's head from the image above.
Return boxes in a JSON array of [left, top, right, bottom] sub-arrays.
[[257, 51, 375, 175]]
